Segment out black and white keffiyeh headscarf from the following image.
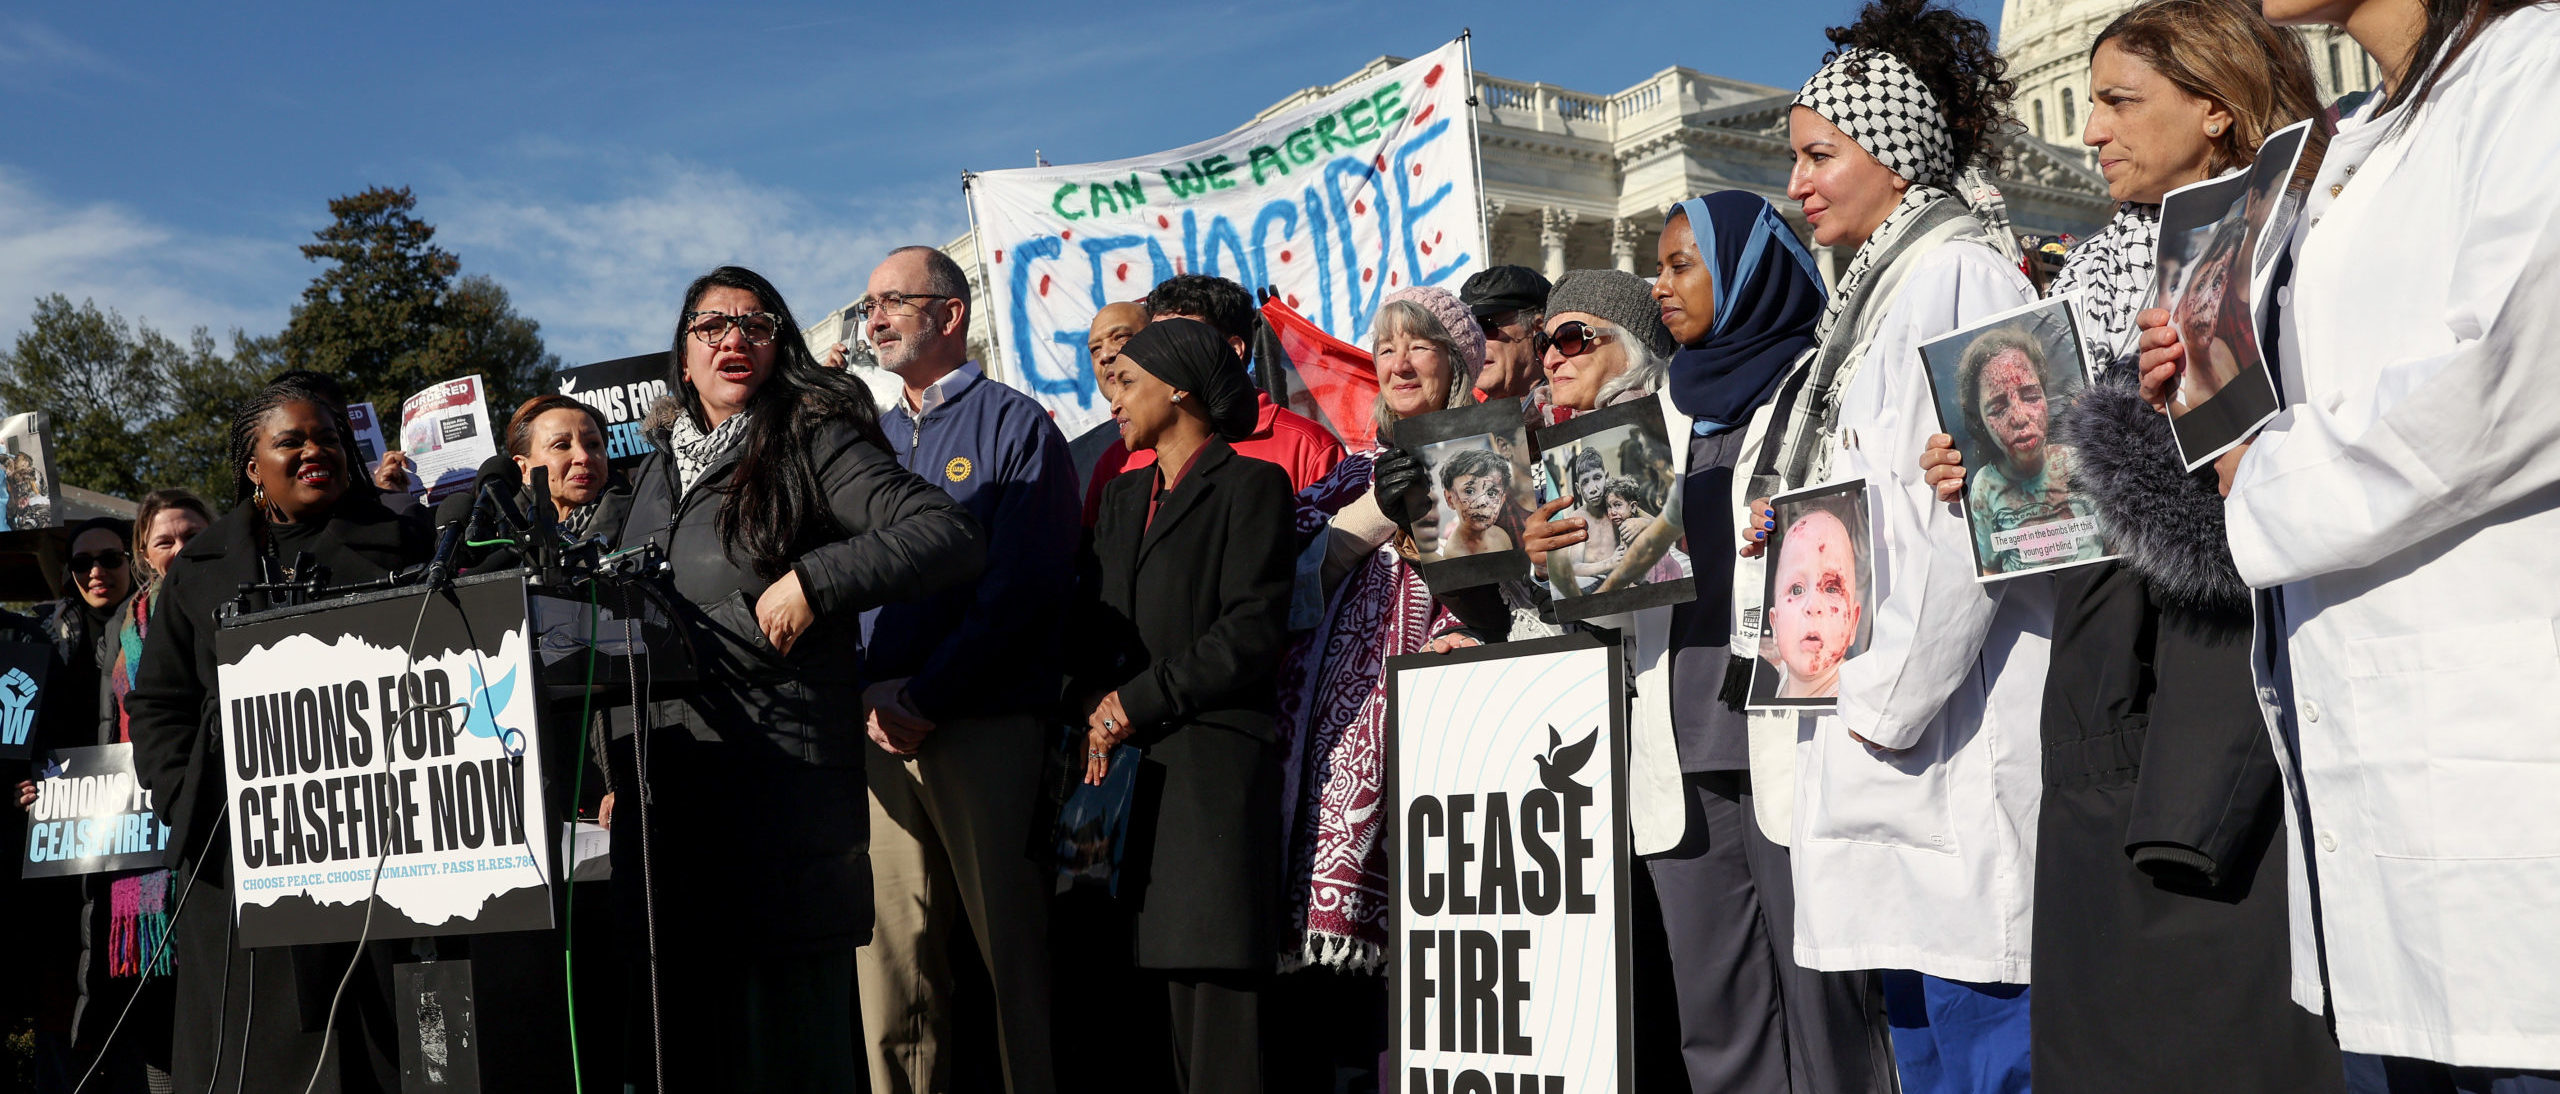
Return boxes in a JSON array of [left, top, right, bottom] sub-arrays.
[[1796, 48, 1956, 190], [2048, 202, 2161, 378]]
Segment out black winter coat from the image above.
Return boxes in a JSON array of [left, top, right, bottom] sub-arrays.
[[123, 487, 433, 1094], [1071, 440, 1295, 970], [2028, 380, 2342, 1093], [612, 412, 984, 951]]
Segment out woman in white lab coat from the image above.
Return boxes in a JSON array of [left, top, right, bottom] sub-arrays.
[[2134, 1, 2560, 1088], [1738, 2, 2048, 1090]]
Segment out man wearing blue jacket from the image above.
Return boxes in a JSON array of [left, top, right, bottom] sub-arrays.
[[854, 245, 1077, 1094]]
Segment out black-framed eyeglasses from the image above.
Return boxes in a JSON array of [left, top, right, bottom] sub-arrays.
[[684, 310, 783, 346], [1545, 320, 1611, 358], [851, 292, 952, 325], [70, 549, 128, 573]]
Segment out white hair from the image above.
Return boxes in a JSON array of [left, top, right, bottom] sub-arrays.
[[1590, 321, 1666, 407]]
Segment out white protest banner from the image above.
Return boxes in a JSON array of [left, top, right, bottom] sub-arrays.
[[215, 577, 553, 948], [969, 38, 1484, 436], [1389, 631, 1631, 1093], [399, 375, 499, 503]]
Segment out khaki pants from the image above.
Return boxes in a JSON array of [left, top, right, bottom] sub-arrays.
[[857, 713, 1056, 1094]]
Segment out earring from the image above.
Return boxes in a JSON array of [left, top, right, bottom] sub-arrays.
[[1170, 393, 1185, 404], [251, 482, 268, 510], [2207, 124, 2224, 136]]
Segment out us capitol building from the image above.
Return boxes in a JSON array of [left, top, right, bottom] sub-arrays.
[[805, 0, 2377, 382]]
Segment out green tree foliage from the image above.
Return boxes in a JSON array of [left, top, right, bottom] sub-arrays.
[[0, 296, 269, 506], [280, 186, 558, 416]]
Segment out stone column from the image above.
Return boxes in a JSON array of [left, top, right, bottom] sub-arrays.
[[1483, 199, 1507, 265], [1610, 217, 1644, 274], [1540, 207, 1579, 280]]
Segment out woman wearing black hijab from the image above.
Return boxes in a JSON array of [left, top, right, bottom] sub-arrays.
[[1071, 317, 1296, 1093]]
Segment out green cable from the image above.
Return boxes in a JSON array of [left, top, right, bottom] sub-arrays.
[[561, 582, 599, 1094], [466, 537, 518, 549]]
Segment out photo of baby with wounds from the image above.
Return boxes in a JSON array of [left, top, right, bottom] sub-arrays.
[[1749, 481, 1873, 709], [1530, 398, 1692, 621], [1920, 297, 2115, 579]]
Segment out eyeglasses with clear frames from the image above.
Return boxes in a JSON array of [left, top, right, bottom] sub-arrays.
[[851, 292, 952, 325], [684, 311, 782, 346]]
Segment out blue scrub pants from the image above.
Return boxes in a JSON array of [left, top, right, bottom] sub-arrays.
[[1882, 970, 2032, 1094]]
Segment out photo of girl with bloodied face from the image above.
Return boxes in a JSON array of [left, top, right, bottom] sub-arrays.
[[1748, 480, 1873, 709], [1919, 295, 2118, 579]]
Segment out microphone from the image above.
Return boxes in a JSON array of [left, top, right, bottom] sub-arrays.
[[423, 456, 526, 588]]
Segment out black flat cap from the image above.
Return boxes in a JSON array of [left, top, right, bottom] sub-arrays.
[[1459, 265, 1552, 320]]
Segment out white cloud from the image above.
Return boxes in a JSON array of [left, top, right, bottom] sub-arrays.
[[0, 167, 298, 348], [431, 155, 961, 365]]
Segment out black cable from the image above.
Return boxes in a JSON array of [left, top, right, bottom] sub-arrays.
[[621, 579, 665, 1093], [227, 948, 254, 1094], [198, 906, 233, 1094], [300, 586, 457, 1094], [68, 811, 220, 1094]]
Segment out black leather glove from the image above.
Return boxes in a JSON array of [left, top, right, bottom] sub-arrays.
[[1372, 445, 1432, 528]]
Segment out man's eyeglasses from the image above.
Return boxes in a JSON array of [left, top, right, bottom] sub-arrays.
[[1545, 320, 1611, 358], [70, 549, 128, 573], [684, 311, 782, 346], [851, 292, 953, 325]]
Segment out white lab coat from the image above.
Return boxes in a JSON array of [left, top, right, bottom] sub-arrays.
[[1784, 231, 2055, 986], [2227, 6, 2560, 1069]]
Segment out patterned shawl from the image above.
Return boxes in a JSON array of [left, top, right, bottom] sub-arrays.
[[106, 588, 172, 978], [2049, 202, 2162, 376]]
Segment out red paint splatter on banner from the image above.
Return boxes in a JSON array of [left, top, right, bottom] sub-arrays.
[[1373, 155, 1387, 173], [1434, 232, 1443, 245], [1424, 64, 1445, 87], [1415, 104, 1436, 125], [1175, 259, 1186, 274], [1355, 199, 1368, 215], [1411, 162, 1423, 177], [1116, 263, 1129, 281], [1362, 267, 1373, 283], [1038, 275, 1052, 296], [993, 250, 1004, 263], [1061, 229, 1073, 240], [1390, 271, 1400, 286], [1158, 215, 1170, 229], [1286, 294, 1300, 309], [1421, 241, 1433, 256], [1280, 250, 1293, 263]]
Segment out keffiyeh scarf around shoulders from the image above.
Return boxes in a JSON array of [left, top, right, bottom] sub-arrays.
[[668, 407, 752, 496], [2049, 202, 2162, 377]]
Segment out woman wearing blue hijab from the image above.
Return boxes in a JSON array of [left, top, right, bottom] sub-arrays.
[[1647, 191, 1894, 1093]]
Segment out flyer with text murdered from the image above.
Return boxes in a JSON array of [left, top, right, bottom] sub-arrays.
[[398, 375, 499, 503], [1389, 632, 1632, 1093], [214, 577, 553, 948], [1918, 294, 2119, 581]]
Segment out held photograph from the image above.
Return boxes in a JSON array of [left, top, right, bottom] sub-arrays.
[[1748, 480, 1875, 711], [1387, 398, 1539, 594], [1918, 294, 2118, 580], [2151, 118, 2312, 470], [1529, 397, 1696, 622]]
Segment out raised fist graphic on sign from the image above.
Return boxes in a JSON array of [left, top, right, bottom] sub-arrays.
[[0, 666, 37, 747]]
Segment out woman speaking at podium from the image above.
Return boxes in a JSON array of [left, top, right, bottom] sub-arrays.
[[617, 266, 984, 1091], [127, 369, 435, 1093]]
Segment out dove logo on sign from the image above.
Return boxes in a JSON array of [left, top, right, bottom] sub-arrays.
[[0, 666, 39, 747], [463, 662, 522, 754]]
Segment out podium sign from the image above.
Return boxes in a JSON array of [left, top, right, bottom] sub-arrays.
[[1388, 632, 1632, 1094], [215, 576, 554, 948]]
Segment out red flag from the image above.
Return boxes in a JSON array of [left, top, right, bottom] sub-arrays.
[[1260, 298, 1378, 451]]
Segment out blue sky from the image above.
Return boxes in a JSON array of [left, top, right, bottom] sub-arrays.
[[0, 0, 1996, 366]]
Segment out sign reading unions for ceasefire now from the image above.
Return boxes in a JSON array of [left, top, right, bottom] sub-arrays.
[[969, 38, 1486, 437]]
